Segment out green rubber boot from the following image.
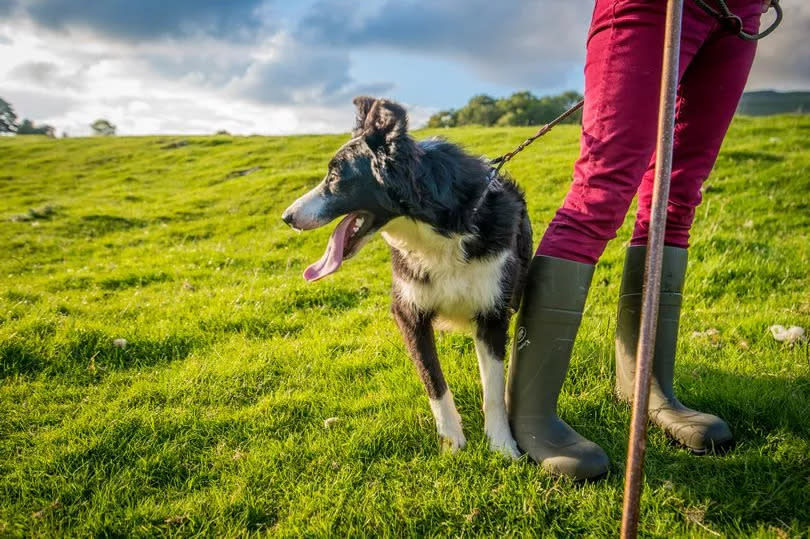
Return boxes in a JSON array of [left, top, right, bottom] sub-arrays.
[[507, 256, 610, 480], [615, 246, 733, 453]]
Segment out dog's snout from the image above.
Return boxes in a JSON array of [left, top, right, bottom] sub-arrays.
[[281, 188, 329, 231], [281, 208, 295, 227]]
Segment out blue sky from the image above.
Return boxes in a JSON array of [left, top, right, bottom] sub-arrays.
[[0, 0, 807, 135]]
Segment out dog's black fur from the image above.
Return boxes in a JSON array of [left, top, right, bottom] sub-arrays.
[[283, 97, 532, 454]]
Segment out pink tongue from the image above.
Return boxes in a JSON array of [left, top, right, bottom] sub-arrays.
[[304, 214, 357, 281]]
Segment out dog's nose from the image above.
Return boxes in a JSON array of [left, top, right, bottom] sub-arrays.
[[281, 209, 294, 227]]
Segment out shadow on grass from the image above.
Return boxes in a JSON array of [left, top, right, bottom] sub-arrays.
[[0, 329, 201, 379], [279, 287, 370, 313], [76, 214, 149, 236], [211, 315, 304, 339], [98, 271, 172, 290], [568, 365, 810, 530], [721, 150, 785, 163]]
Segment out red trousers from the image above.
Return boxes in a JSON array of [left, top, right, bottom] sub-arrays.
[[538, 0, 762, 264]]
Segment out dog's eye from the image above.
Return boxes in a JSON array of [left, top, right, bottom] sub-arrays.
[[324, 173, 340, 191]]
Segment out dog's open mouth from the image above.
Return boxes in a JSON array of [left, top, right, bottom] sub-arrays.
[[304, 212, 375, 281]]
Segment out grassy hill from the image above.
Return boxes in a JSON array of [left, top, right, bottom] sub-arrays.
[[1, 116, 808, 536]]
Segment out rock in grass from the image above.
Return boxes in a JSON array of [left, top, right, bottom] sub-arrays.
[[769, 325, 806, 344], [692, 328, 719, 338], [323, 417, 339, 428], [113, 338, 128, 349]]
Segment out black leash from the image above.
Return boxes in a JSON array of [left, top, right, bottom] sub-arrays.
[[488, 98, 584, 174], [473, 99, 585, 213], [692, 0, 782, 40], [477, 0, 781, 212]]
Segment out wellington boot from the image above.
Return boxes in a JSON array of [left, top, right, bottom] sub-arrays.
[[507, 256, 609, 480], [615, 246, 732, 453]]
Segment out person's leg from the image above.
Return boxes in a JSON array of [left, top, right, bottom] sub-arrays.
[[618, 1, 761, 452], [537, 0, 712, 264], [508, 0, 713, 479], [631, 1, 761, 247]]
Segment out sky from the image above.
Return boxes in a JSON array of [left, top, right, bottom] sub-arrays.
[[1, 0, 807, 136]]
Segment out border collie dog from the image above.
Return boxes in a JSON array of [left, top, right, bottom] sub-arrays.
[[282, 97, 531, 457]]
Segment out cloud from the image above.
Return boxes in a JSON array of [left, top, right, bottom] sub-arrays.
[[3, 0, 273, 42], [8, 60, 86, 90], [1, 87, 79, 120], [747, 3, 810, 90], [1, 1, 393, 113], [0, 0, 806, 136], [296, 0, 590, 89], [224, 33, 393, 105]]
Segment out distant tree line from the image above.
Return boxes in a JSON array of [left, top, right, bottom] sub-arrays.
[[0, 96, 116, 137], [427, 90, 584, 128], [0, 97, 55, 136], [736, 90, 810, 116]]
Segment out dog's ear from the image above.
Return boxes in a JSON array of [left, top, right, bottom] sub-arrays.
[[352, 96, 376, 137], [352, 96, 408, 151]]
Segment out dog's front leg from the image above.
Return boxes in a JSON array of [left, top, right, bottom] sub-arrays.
[[475, 315, 520, 459], [392, 302, 466, 453]]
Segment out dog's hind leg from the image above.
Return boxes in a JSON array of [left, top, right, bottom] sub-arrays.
[[392, 302, 466, 453], [475, 314, 520, 459]]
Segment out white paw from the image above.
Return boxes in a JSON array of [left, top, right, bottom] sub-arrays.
[[439, 431, 467, 453], [430, 391, 466, 454], [484, 411, 520, 459], [488, 433, 520, 459]]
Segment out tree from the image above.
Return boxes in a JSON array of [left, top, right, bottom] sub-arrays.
[[455, 94, 501, 126], [91, 119, 116, 136], [16, 118, 55, 137], [425, 90, 584, 128], [0, 97, 18, 134], [426, 110, 457, 128]]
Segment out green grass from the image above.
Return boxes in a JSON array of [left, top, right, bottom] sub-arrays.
[[1, 116, 808, 537]]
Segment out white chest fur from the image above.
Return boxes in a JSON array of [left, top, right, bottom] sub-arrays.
[[381, 217, 509, 330]]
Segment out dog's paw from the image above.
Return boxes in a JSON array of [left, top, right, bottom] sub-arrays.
[[439, 432, 467, 453], [489, 435, 520, 460]]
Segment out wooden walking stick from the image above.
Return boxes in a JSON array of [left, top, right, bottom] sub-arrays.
[[620, 0, 684, 537]]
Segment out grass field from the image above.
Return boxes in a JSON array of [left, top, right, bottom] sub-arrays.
[[1, 115, 809, 537]]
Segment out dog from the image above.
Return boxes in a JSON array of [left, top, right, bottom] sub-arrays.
[[281, 97, 532, 457]]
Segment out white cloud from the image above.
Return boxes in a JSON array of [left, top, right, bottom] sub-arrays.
[[0, 19, 387, 135], [0, 0, 806, 137]]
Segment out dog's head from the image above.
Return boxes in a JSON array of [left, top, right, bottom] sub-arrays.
[[281, 96, 417, 281]]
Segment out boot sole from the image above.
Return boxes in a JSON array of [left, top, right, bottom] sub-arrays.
[[614, 391, 735, 456], [680, 437, 735, 456]]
